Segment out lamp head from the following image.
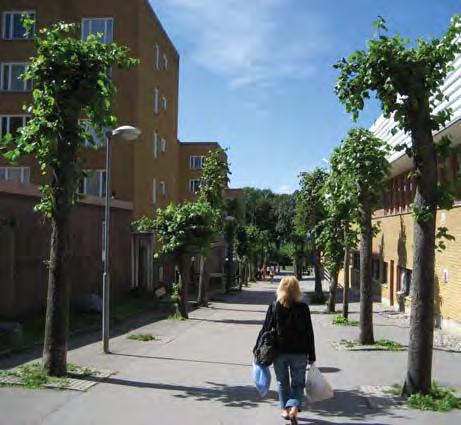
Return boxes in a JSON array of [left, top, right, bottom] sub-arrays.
[[111, 125, 141, 141]]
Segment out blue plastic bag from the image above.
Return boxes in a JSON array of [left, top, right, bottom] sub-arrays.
[[252, 362, 271, 397]]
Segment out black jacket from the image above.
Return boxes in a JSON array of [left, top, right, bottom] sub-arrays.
[[255, 301, 316, 362]]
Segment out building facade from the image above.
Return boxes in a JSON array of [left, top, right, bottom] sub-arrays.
[[0, 1, 230, 317], [0, 0, 225, 218], [349, 49, 461, 333]]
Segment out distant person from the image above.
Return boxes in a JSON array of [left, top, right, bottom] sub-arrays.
[[254, 276, 316, 424]]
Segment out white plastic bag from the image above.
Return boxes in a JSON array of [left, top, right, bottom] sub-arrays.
[[252, 362, 271, 397], [305, 364, 334, 403]]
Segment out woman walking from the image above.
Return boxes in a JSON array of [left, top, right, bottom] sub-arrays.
[[254, 276, 316, 424]]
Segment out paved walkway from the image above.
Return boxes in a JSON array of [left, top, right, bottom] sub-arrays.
[[1, 278, 461, 424]]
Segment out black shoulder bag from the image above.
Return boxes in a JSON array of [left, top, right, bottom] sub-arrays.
[[253, 301, 278, 366]]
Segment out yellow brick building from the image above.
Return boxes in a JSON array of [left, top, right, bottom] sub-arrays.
[[0, 0, 225, 217], [343, 70, 461, 333]]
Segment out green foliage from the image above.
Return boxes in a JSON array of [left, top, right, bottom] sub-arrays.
[[336, 128, 391, 213], [198, 148, 230, 211], [335, 14, 461, 220], [335, 15, 461, 131], [340, 339, 403, 351], [295, 168, 328, 241], [168, 282, 183, 319], [131, 216, 156, 233], [126, 333, 156, 342], [2, 21, 138, 217], [435, 226, 456, 252], [154, 201, 220, 259], [332, 315, 359, 326], [0, 363, 68, 389], [406, 382, 461, 411]]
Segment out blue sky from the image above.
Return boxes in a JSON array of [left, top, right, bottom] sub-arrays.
[[151, 0, 460, 193]]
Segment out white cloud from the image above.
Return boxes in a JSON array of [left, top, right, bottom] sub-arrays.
[[153, 0, 328, 88], [275, 184, 296, 194]]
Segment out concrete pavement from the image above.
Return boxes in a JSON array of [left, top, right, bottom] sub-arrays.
[[1, 278, 461, 425]]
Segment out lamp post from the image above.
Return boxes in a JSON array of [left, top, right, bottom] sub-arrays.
[[102, 125, 141, 353]]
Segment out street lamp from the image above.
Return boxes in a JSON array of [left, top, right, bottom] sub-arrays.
[[102, 125, 141, 353]]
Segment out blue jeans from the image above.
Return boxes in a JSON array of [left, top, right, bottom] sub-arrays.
[[273, 354, 308, 409]]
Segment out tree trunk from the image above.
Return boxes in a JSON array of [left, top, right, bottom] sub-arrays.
[[359, 197, 374, 345], [295, 256, 303, 280], [225, 239, 234, 293], [404, 104, 438, 396], [244, 260, 249, 286], [343, 226, 350, 319], [42, 127, 77, 377], [177, 256, 190, 319], [313, 248, 324, 297], [42, 215, 71, 376], [327, 270, 339, 313], [197, 255, 209, 307]]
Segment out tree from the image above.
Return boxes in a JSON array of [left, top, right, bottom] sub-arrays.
[[3, 21, 137, 376], [295, 168, 329, 298], [317, 214, 345, 313], [327, 146, 359, 318], [196, 149, 230, 306], [335, 15, 461, 394], [335, 129, 390, 343], [154, 201, 219, 319]]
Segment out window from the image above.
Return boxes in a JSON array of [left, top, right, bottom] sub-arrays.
[[190, 155, 204, 170], [2, 11, 35, 40], [79, 170, 106, 197], [154, 44, 160, 70], [163, 53, 168, 70], [0, 115, 30, 140], [154, 88, 159, 114], [1, 63, 32, 91], [382, 262, 388, 284], [0, 166, 30, 183], [162, 95, 167, 111], [372, 258, 380, 281], [80, 120, 106, 147], [153, 132, 158, 159], [161, 138, 166, 153], [189, 179, 201, 194], [82, 18, 113, 43], [160, 181, 166, 197], [353, 252, 360, 270], [152, 178, 157, 204]]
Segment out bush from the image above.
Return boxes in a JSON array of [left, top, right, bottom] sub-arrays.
[[126, 333, 156, 342], [407, 382, 461, 411], [332, 315, 359, 326]]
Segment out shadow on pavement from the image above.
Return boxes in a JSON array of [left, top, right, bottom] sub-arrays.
[[112, 352, 252, 368], [0, 312, 167, 370], [189, 317, 263, 326], [302, 389, 404, 422], [84, 375, 278, 408], [298, 419, 389, 425], [318, 367, 341, 374]]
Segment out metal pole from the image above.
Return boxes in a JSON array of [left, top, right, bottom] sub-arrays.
[[102, 133, 112, 353]]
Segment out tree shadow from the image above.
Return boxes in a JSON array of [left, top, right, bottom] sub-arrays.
[[189, 317, 263, 326], [297, 419, 389, 425], [82, 375, 279, 409], [302, 388, 404, 421], [397, 217, 407, 268], [112, 352, 252, 367]]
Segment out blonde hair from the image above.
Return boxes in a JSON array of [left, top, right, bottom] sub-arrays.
[[277, 276, 303, 307]]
